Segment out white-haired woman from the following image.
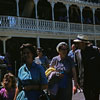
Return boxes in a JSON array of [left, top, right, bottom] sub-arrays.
[[49, 42, 78, 100]]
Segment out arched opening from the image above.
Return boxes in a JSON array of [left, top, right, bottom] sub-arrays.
[[40, 38, 68, 59], [0, 0, 16, 16], [69, 5, 81, 23], [19, 0, 35, 18], [95, 8, 100, 25], [83, 7, 93, 24], [54, 2, 67, 22], [37, 0, 52, 20], [6, 37, 36, 75]]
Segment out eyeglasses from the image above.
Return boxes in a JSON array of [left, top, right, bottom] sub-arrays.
[[37, 50, 42, 52], [60, 48, 68, 50]]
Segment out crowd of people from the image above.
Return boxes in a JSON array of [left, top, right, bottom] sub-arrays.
[[0, 34, 100, 100]]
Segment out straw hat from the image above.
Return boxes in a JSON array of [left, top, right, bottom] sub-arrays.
[[73, 34, 89, 43]]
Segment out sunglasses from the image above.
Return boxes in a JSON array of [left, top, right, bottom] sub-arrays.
[[60, 48, 68, 50], [37, 50, 42, 52]]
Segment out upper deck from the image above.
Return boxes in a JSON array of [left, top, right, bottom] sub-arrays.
[[0, 0, 100, 40], [0, 16, 100, 40]]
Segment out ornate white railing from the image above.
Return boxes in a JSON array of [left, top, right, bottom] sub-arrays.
[[62, 0, 100, 6], [0, 16, 100, 35]]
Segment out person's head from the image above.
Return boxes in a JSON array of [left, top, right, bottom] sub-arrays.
[[2, 73, 16, 90], [73, 34, 89, 50], [56, 42, 69, 58], [36, 47, 44, 57], [71, 44, 76, 51], [20, 43, 36, 64]]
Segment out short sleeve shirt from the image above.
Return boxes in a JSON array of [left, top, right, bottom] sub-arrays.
[[0, 88, 15, 100], [18, 61, 48, 100], [35, 56, 49, 70], [68, 50, 75, 61], [50, 55, 74, 88]]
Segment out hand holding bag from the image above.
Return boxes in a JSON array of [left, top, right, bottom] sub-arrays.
[[39, 90, 50, 100]]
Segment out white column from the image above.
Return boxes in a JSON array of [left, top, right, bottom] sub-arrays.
[[51, 2, 55, 31], [3, 40, 6, 54], [51, 2, 55, 21], [93, 8, 96, 33], [80, 6, 83, 32], [68, 38, 71, 50], [80, 6, 83, 24], [66, 5, 71, 48], [0, 37, 11, 54], [16, 0, 19, 16], [51, 2, 55, 32], [37, 36, 40, 48], [34, 0, 39, 30], [66, 4, 70, 32], [93, 8, 95, 24], [66, 4, 69, 23], [34, 0, 38, 19], [93, 8, 96, 46], [94, 39, 97, 46]]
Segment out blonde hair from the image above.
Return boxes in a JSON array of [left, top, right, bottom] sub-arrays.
[[2, 73, 17, 88]]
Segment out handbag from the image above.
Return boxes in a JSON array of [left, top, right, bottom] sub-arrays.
[[16, 90, 28, 100], [39, 90, 50, 100]]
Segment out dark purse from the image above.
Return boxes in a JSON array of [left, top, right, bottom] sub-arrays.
[[39, 90, 50, 100]]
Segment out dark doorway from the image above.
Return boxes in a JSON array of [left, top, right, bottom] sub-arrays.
[[0, 0, 16, 16], [54, 2, 67, 22], [40, 38, 68, 59], [6, 37, 36, 75]]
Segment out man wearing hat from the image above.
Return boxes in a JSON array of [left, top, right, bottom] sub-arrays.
[[74, 34, 100, 100]]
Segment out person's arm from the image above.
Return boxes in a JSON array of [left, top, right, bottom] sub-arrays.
[[46, 64, 49, 69], [45, 56, 50, 68], [13, 74, 23, 100], [40, 65, 48, 90], [72, 67, 79, 88], [72, 67, 80, 94], [13, 87, 19, 100], [0, 89, 3, 100]]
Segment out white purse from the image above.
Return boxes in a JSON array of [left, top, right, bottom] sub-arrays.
[[16, 90, 27, 100]]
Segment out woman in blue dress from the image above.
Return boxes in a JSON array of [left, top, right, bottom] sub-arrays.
[[35, 47, 49, 70], [14, 43, 48, 100]]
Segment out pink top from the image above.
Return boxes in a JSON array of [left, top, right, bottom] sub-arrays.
[[0, 88, 15, 100]]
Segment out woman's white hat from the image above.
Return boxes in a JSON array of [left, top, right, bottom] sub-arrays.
[[56, 42, 68, 52]]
